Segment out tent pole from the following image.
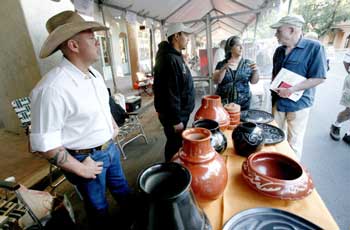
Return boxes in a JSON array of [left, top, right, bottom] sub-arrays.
[[99, 4, 118, 93], [288, 0, 293, 14], [253, 13, 260, 42], [205, 14, 213, 95]]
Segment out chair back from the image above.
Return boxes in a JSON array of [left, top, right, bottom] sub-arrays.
[[11, 97, 31, 128]]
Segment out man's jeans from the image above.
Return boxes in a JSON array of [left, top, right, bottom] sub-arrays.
[[63, 142, 131, 227]]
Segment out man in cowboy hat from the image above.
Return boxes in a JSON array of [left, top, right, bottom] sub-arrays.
[[270, 15, 327, 160], [153, 23, 195, 161], [30, 11, 133, 228]]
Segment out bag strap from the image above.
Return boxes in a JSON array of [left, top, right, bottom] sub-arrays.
[[88, 69, 96, 78]]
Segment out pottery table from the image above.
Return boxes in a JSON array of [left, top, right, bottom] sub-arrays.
[[199, 128, 339, 230]]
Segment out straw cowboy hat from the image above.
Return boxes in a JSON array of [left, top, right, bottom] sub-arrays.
[[39, 10, 108, 58]]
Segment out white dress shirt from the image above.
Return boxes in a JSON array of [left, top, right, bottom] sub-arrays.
[[30, 58, 114, 152]]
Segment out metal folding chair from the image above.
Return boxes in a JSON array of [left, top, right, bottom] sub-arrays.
[[135, 72, 154, 96], [115, 111, 148, 159], [0, 180, 44, 229], [11, 97, 66, 194], [11, 97, 32, 152]]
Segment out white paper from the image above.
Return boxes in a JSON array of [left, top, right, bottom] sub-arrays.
[[270, 68, 305, 102]]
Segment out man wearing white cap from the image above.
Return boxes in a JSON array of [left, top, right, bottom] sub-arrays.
[[270, 15, 327, 160], [30, 11, 133, 228], [153, 23, 195, 161]]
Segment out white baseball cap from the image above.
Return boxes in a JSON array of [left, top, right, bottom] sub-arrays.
[[166, 23, 192, 37]]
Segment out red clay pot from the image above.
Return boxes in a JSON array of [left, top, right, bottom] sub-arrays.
[[241, 152, 314, 200], [224, 103, 241, 113], [195, 95, 230, 131], [229, 115, 240, 124], [172, 128, 228, 202]]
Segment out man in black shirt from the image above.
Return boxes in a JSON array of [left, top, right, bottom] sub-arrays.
[[153, 23, 195, 161]]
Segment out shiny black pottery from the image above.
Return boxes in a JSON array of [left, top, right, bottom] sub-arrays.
[[193, 119, 227, 154], [135, 162, 212, 230], [232, 122, 264, 157]]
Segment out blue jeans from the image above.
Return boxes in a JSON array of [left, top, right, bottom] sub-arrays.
[[64, 142, 131, 227]]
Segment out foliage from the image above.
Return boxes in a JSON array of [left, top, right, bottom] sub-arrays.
[[244, 1, 289, 40], [295, 0, 350, 37], [244, 10, 281, 39]]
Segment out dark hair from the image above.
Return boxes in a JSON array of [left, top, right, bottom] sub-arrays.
[[220, 40, 226, 47], [224, 36, 241, 59], [167, 32, 182, 44]]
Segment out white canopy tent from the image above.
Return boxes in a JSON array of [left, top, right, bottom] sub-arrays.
[[101, 0, 282, 41], [97, 0, 286, 93]]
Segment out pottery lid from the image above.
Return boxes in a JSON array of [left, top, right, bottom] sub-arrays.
[[224, 103, 241, 113]]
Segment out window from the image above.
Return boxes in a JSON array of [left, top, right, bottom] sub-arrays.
[[95, 33, 111, 67], [119, 33, 128, 64], [137, 27, 151, 73]]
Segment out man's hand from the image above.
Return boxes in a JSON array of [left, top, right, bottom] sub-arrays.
[[42, 147, 104, 179], [173, 122, 184, 133], [274, 87, 293, 98], [81, 156, 103, 179], [274, 78, 324, 98]]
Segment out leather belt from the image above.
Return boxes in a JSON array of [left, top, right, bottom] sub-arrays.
[[67, 139, 112, 154]]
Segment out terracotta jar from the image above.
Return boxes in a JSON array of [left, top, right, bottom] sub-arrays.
[[172, 128, 228, 202], [195, 95, 230, 131], [232, 122, 264, 157], [192, 119, 227, 154], [241, 152, 314, 200], [224, 103, 241, 130], [224, 102, 240, 113], [136, 162, 212, 230]]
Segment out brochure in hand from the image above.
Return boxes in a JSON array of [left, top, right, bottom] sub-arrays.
[[270, 68, 305, 102]]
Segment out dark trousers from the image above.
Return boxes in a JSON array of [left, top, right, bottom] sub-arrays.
[[159, 115, 188, 162]]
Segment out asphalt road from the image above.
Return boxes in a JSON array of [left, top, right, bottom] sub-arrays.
[[192, 50, 350, 229], [302, 50, 349, 230]]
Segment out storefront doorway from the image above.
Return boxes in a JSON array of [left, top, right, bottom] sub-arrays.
[[119, 32, 130, 75], [96, 34, 113, 81]]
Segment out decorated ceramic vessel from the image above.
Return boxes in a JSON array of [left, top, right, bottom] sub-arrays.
[[232, 122, 264, 157], [172, 128, 228, 202], [241, 152, 314, 200], [192, 119, 227, 154]]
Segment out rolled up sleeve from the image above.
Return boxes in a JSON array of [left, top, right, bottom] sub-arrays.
[[30, 131, 62, 152], [30, 87, 65, 152]]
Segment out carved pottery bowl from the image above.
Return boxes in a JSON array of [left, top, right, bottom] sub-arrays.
[[241, 152, 314, 200]]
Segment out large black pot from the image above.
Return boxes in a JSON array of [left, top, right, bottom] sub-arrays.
[[135, 162, 212, 230], [192, 119, 227, 154], [232, 122, 264, 157]]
